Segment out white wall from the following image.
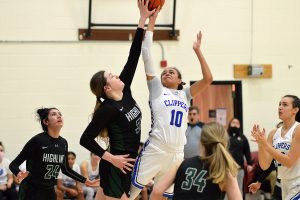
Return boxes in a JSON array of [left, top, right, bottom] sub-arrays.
[[1, 0, 300, 163]]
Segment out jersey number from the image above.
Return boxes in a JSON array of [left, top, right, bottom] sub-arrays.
[[44, 164, 60, 179], [181, 167, 207, 192], [170, 110, 183, 127]]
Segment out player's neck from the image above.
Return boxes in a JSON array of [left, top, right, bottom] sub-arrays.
[[47, 128, 61, 138], [282, 119, 296, 131], [108, 91, 123, 101], [190, 121, 199, 125], [91, 159, 98, 167]]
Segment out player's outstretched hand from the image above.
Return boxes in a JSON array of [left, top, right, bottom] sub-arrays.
[[193, 31, 202, 52]]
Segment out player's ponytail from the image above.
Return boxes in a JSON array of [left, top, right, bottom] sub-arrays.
[[89, 71, 109, 141], [200, 122, 238, 184]]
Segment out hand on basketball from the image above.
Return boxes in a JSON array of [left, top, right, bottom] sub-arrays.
[[150, 5, 160, 21], [147, 6, 160, 31], [112, 154, 136, 174], [138, 0, 156, 20], [193, 31, 202, 51], [17, 171, 29, 183]]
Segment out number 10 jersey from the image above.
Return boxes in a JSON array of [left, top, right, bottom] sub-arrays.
[[147, 77, 192, 151]]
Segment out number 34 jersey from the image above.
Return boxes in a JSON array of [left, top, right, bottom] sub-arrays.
[[147, 77, 192, 150], [173, 156, 224, 200]]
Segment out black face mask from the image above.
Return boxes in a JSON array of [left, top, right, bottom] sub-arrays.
[[228, 127, 240, 135]]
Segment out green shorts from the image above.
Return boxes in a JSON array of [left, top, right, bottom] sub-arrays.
[[100, 159, 132, 198]]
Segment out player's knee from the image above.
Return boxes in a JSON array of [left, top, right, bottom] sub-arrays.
[[67, 189, 79, 197]]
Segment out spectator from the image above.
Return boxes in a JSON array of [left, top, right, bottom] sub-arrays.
[[184, 106, 204, 159], [80, 152, 101, 200], [56, 151, 84, 200], [227, 118, 253, 197], [0, 141, 18, 200]]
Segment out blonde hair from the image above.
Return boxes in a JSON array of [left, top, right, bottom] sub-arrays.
[[200, 122, 238, 184]]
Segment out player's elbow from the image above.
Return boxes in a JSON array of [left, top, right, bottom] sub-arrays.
[[205, 74, 213, 84], [259, 162, 270, 171], [79, 134, 88, 148]]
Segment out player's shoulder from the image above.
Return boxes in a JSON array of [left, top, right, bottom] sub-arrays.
[[182, 156, 201, 166], [295, 121, 300, 130], [269, 127, 278, 137], [57, 136, 68, 144], [101, 100, 120, 111], [32, 132, 47, 141]]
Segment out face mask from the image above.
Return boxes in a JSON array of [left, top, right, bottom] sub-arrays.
[[228, 127, 240, 135]]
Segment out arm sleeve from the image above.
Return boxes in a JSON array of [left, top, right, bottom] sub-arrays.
[[119, 27, 144, 91], [142, 31, 156, 76], [9, 136, 37, 176], [60, 140, 86, 183], [80, 103, 118, 158], [147, 77, 163, 100], [257, 160, 276, 183], [243, 135, 253, 165]]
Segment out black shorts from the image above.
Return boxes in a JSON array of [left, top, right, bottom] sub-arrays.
[[18, 179, 56, 200], [100, 159, 132, 198]]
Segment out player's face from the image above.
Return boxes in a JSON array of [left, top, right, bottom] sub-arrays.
[[45, 109, 63, 129], [188, 110, 199, 124], [278, 97, 298, 120], [161, 68, 181, 89], [104, 71, 124, 93], [91, 153, 100, 162], [230, 118, 240, 128]]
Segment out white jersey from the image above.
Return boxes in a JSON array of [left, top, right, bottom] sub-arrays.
[[273, 121, 300, 180], [87, 159, 99, 181], [147, 77, 192, 151], [58, 163, 81, 187], [0, 157, 12, 185]]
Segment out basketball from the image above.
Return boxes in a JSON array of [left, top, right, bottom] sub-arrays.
[[148, 0, 165, 11]]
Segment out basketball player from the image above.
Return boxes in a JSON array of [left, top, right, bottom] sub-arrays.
[[79, 1, 155, 199], [130, 10, 213, 199], [9, 108, 92, 200], [149, 122, 241, 200], [251, 95, 300, 199]]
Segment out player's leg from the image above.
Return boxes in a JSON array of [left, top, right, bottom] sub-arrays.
[[130, 142, 163, 200]]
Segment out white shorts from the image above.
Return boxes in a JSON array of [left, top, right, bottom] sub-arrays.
[[281, 176, 300, 200], [131, 140, 184, 197]]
